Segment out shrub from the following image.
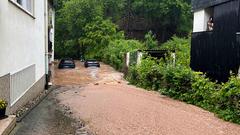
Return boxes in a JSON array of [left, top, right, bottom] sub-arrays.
[[135, 58, 164, 90], [102, 39, 144, 70], [0, 100, 7, 109], [161, 65, 193, 100], [127, 36, 240, 124], [144, 31, 158, 49], [215, 77, 240, 123], [127, 65, 139, 85], [191, 73, 218, 109], [161, 36, 190, 67], [80, 17, 123, 59]]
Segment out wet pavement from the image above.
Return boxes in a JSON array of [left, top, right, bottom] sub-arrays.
[[10, 91, 76, 135], [10, 61, 240, 135]]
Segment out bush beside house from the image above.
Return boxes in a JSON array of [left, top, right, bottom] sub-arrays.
[[126, 37, 240, 124]]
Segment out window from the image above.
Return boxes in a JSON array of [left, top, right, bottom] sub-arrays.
[[11, 0, 34, 15], [17, 0, 22, 5], [193, 7, 214, 32]]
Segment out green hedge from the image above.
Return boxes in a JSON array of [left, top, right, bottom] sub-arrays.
[[101, 39, 144, 70], [126, 37, 240, 124]]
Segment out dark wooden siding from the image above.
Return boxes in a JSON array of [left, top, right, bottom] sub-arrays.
[[192, 0, 231, 11], [191, 0, 240, 81]]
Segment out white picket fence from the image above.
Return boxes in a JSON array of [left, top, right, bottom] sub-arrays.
[[10, 65, 35, 106]]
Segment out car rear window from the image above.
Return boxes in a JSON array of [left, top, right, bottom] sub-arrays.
[[63, 60, 74, 64]]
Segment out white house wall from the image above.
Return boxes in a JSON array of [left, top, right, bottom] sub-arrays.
[[0, 0, 46, 81]]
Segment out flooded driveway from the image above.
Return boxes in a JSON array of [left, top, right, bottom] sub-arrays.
[[52, 61, 123, 86], [11, 61, 240, 135]]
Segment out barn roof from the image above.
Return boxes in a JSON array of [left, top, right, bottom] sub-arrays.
[[192, 0, 232, 11]]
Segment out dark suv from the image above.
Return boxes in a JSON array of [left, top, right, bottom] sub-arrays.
[[84, 59, 100, 68], [58, 59, 75, 69]]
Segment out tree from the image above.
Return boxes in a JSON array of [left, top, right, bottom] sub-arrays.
[[130, 0, 192, 41], [55, 0, 192, 58], [55, 0, 104, 59], [101, 0, 127, 22], [79, 17, 124, 59], [144, 31, 158, 49]]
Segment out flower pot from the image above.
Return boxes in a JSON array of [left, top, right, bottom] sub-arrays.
[[0, 108, 6, 118]]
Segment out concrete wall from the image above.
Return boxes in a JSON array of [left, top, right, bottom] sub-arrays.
[[0, 0, 46, 81]]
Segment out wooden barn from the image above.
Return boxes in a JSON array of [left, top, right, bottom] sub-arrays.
[[191, 0, 240, 81]]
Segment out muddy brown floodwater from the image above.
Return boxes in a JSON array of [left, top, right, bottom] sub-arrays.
[[52, 61, 124, 86], [11, 61, 240, 135]]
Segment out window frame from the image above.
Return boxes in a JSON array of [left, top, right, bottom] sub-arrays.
[[9, 0, 35, 19], [193, 7, 214, 33]]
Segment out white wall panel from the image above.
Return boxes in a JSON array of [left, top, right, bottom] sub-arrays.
[[10, 65, 35, 105], [0, 0, 46, 81]]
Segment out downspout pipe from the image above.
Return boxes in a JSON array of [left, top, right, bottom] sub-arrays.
[[44, 0, 50, 89]]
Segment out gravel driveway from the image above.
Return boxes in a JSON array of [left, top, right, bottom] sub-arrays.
[[54, 61, 240, 135]]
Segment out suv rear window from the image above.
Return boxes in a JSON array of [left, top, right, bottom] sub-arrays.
[[62, 60, 74, 64]]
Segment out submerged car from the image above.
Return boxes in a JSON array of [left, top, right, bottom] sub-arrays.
[[58, 59, 75, 69], [84, 59, 100, 68]]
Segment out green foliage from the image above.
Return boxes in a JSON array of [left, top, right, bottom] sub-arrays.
[[135, 58, 164, 90], [0, 99, 7, 109], [131, 0, 192, 37], [55, 0, 192, 59], [55, 0, 104, 59], [102, 39, 144, 70], [215, 77, 240, 123], [144, 31, 158, 49], [100, 0, 192, 39], [191, 73, 218, 109], [127, 37, 240, 124], [80, 17, 123, 59], [61, 0, 103, 38], [161, 36, 191, 66], [55, 40, 79, 59], [53, 0, 69, 10], [161, 65, 193, 100], [100, 0, 126, 22]]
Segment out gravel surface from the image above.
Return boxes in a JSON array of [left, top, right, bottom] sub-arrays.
[[55, 61, 240, 135]]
